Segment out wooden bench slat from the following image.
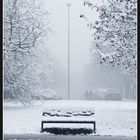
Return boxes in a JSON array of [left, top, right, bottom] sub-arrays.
[[42, 121, 95, 123], [41, 108, 96, 133]]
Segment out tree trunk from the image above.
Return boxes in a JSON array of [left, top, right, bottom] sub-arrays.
[[123, 76, 136, 100]]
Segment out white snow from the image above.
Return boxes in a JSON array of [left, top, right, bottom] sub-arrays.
[[3, 100, 136, 136], [42, 106, 95, 122]]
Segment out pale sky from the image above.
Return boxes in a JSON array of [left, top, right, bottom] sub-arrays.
[[33, 0, 114, 99], [44, 0, 92, 72]]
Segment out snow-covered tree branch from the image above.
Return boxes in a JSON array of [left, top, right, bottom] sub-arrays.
[[81, 0, 137, 77], [4, 0, 53, 105]]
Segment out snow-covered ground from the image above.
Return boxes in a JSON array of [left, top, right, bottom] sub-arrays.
[[3, 100, 136, 136]]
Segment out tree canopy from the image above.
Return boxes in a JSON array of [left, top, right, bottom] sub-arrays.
[[81, 0, 137, 77]]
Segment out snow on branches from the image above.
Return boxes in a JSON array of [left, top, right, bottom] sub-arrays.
[[3, 0, 52, 105], [81, 0, 137, 76]]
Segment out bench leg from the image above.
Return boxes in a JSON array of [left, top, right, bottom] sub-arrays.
[[93, 122, 96, 133], [41, 121, 44, 132]]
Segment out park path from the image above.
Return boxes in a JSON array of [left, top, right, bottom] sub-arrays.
[[4, 134, 136, 140]]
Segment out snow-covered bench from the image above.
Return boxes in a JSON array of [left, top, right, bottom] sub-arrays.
[[41, 107, 96, 133]]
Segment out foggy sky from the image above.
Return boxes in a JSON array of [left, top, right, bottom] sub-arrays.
[[33, 0, 123, 99], [33, 0, 95, 99]]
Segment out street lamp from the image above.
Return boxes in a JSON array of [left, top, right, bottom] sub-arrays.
[[67, 3, 71, 100], [33, 0, 35, 5]]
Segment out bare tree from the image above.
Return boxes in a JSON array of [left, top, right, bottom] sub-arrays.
[[4, 0, 51, 105]]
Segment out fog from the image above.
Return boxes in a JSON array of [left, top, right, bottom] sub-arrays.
[[33, 0, 135, 100]]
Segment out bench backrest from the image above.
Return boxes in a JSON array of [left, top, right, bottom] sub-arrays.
[[42, 107, 95, 117]]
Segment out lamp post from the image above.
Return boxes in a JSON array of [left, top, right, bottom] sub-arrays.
[[33, 0, 35, 5], [67, 3, 71, 100]]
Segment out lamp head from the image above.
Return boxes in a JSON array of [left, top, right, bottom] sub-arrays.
[[67, 3, 71, 7]]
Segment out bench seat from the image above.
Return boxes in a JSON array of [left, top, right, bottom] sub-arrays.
[[42, 116, 95, 122]]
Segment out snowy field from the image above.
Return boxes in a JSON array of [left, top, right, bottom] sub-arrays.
[[3, 100, 136, 136]]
